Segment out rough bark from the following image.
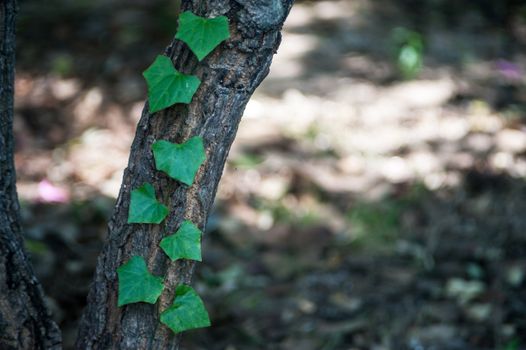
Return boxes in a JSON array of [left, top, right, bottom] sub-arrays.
[[0, 0, 62, 349], [76, 0, 294, 349]]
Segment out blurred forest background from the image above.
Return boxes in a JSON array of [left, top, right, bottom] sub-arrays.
[[12, 0, 526, 349]]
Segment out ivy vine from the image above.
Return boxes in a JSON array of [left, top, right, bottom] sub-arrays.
[[127, 183, 169, 224], [152, 137, 206, 186], [117, 11, 230, 335], [160, 220, 203, 262], [117, 256, 164, 307], [143, 55, 201, 113], [175, 11, 230, 61]]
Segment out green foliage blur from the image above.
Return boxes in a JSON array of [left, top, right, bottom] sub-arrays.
[[391, 27, 424, 79]]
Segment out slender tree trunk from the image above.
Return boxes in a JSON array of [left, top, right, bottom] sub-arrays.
[[76, 0, 294, 349], [0, 0, 62, 349]]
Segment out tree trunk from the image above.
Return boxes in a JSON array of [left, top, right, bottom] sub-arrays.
[[76, 0, 294, 349], [0, 0, 62, 349]]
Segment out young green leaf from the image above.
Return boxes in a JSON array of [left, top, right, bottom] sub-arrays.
[[160, 285, 211, 334], [128, 183, 169, 224], [175, 11, 230, 61], [117, 256, 164, 307], [143, 55, 201, 113], [152, 137, 206, 186], [160, 220, 202, 262]]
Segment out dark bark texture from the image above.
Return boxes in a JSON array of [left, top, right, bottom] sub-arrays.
[[76, 0, 294, 349], [0, 0, 62, 349]]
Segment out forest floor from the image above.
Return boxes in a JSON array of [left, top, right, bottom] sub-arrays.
[[13, 0, 526, 349]]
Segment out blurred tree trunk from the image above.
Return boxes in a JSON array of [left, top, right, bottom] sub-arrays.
[[76, 0, 294, 349], [0, 0, 62, 349]]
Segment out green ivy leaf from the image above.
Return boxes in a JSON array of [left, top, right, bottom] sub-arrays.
[[160, 220, 202, 262], [143, 55, 201, 113], [175, 11, 230, 61], [128, 183, 169, 224], [117, 256, 164, 307], [160, 285, 211, 334], [152, 137, 206, 186]]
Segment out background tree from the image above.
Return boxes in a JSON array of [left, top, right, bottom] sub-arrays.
[[1, 0, 294, 349], [0, 0, 61, 348]]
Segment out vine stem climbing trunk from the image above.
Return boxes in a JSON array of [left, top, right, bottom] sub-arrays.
[[76, 0, 294, 349], [0, 0, 62, 349]]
